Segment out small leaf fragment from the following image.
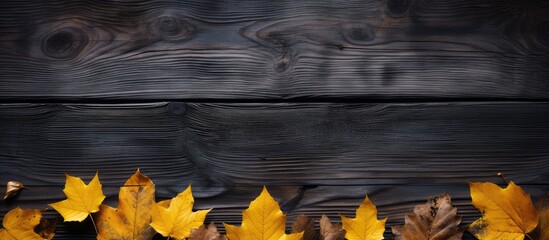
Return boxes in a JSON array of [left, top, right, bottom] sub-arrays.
[[340, 195, 386, 240], [34, 218, 57, 240], [391, 193, 463, 240], [188, 222, 226, 240], [320, 214, 345, 240], [0, 208, 44, 240], [150, 184, 210, 240], [49, 172, 106, 222], [292, 214, 318, 240], [468, 181, 538, 240], [4, 181, 25, 201]]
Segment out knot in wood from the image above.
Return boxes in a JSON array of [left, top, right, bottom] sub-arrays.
[[385, 0, 411, 17], [42, 27, 88, 60], [343, 23, 375, 43], [148, 15, 195, 41]]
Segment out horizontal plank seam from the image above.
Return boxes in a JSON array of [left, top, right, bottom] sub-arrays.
[[2, 97, 549, 104]]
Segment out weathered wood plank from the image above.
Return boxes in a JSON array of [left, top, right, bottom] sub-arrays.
[[185, 102, 549, 185], [1, 0, 548, 100], [1, 102, 549, 187]]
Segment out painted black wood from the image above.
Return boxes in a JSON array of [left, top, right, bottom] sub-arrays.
[[1, 0, 548, 239], [0, 0, 548, 100]]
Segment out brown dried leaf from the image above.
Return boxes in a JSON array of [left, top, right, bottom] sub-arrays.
[[4, 181, 25, 201], [531, 194, 549, 240], [320, 215, 345, 240], [391, 193, 462, 240], [292, 214, 318, 240], [188, 222, 226, 240], [34, 218, 57, 240]]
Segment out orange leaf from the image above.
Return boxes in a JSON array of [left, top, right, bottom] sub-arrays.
[[49, 172, 105, 222], [223, 186, 304, 240], [468, 181, 538, 240], [340, 196, 386, 240], [0, 208, 44, 240]]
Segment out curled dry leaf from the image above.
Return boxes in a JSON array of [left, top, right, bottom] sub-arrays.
[[320, 214, 345, 240], [150, 184, 210, 240], [4, 181, 25, 201], [340, 196, 386, 240], [468, 181, 538, 240], [391, 193, 463, 240], [292, 214, 319, 240], [49, 172, 106, 222], [188, 222, 226, 240], [35, 218, 57, 240], [223, 186, 304, 240], [0, 208, 45, 240], [96, 169, 156, 240]]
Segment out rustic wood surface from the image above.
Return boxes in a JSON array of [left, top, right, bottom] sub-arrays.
[[1, 0, 548, 239], [0, 0, 548, 100], [1, 102, 548, 239]]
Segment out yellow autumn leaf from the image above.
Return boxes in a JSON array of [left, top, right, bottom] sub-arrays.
[[468, 181, 538, 240], [340, 195, 386, 240], [96, 169, 156, 240], [0, 208, 44, 240], [223, 186, 304, 240], [49, 172, 106, 222], [150, 184, 210, 240]]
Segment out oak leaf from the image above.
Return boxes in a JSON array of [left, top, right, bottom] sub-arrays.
[[150, 184, 210, 240], [468, 181, 538, 240], [96, 169, 156, 240], [319, 215, 345, 240], [391, 193, 463, 240], [0, 208, 44, 240], [49, 172, 106, 222], [292, 214, 318, 240], [188, 222, 226, 240], [223, 186, 304, 240], [340, 196, 386, 240]]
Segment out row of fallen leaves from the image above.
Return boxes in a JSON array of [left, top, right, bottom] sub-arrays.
[[0, 169, 547, 240]]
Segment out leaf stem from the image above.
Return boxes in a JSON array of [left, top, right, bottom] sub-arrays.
[[167, 237, 171, 240], [497, 172, 510, 184], [89, 213, 99, 236], [526, 234, 534, 240]]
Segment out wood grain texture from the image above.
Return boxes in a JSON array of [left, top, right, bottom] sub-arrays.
[[0, 102, 548, 239], [1, 0, 548, 100]]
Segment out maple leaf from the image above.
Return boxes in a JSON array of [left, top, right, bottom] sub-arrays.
[[319, 215, 345, 240], [188, 222, 226, 240], [468, 181, 538, 240], [391, 193, 463, 240], [223, 186, 304, 240], [150, 184, 210, 240], [49, 172, 106, 222], [292, 214, 318, 240], [95, 169, 156, 240], [0, 208, 44, 240], [340, 195, 386, 240]]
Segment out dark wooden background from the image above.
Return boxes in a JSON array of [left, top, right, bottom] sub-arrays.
[[1, 0, 548, 239]]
